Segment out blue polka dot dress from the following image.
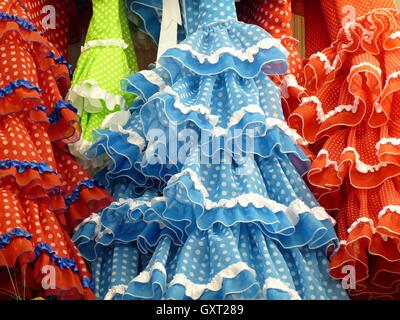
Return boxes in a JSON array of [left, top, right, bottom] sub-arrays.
[[73, 0, 349, 300]]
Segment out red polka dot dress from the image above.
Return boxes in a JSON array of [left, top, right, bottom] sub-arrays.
[[0, 0, 112, 299], [288, 0, 400, 299]]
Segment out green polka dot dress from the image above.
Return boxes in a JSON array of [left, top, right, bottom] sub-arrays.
[[68, 0, 138, 169]]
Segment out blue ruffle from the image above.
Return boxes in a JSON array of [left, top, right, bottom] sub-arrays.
[[122, 66, 171, 104], [48, 100, 78, 124], [118, 227, 348, 300], [0, 79, 41, 98], [35, 243, 79, 272], [34, 105, 48, 113], [0, 12, 37, 32], [81, 276, 95, 290], [0, 159, 56, 174], [0, 227, 32, 248], [73, 192, 181, 261], [126, 0, 162, 45], [47, 52, 74, 78], [159, 20, 288, 78], [64, 179, 104, 207]]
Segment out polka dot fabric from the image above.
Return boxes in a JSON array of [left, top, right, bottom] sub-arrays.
[[68, 0, 138, 170], [237, 0, 306, 118], [289, 1, 400, 299], [0, 0, 112, 299], [73, 0, 349, 300]]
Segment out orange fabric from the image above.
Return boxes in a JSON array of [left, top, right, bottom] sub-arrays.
[[290, 0, 400, 298], [0, 0, 112, 299]]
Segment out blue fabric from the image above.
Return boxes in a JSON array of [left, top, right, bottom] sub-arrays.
[[0, 79, 41, 98], [0, 159, 56, 174], [73, 0, 348, 300], [64, 179, 103, 207], [0, 12, 37, 31], [0, 227, 32, 248], [126, 0, 186, 45], [48, 100, 78, 124]]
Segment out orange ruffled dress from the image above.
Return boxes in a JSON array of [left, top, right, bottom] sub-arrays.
[[0, 0, 112, 299], [289, 0, 400, 299]]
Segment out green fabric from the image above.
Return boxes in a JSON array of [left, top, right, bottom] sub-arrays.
[[70, 0, 138, 143]]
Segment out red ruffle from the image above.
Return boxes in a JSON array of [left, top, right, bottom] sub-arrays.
[[0, 190, 94, 299], [290, 9, 400, 141]]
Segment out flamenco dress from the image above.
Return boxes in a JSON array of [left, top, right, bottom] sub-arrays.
[[73, 0, 349, 300], [126, 0, 186, 47], [237, 0, 306, 118], [67, 0, 138, 171], [288, 0, 400, 299], [0, 0, 112, 299]]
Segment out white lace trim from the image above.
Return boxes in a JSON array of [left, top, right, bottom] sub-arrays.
[[263, 278, 301, 300], [104, 285, 128, 300], [265, 118, 308, 146], [116, 198, 152, 209], [67, 80, 125, 113], [378, 205, 400, 218], [301, 95, 360, 123], [140, 70, 167, 88], [133, 262, 167, 283], [74, 212, 101, 233], [386, 70, 400, 84], [281, 74, 306, 99], [318, 147, 390, 173], [81, 39, 128, 52], [375, 137, 400, 151], [168, 168, 210, 197], [212, 104, 264, 137], [168, 168, 334, 224], [342, 147, 388, 173], [169, 262, 256, 300], [163, 86, 219, 126], [389, 31, 400, 39], [68, 137, 109, 170], [101, 110, 131, 130], [347, 217, 375, 233], [115, 125, 146, 151], [174, 37, 287, 64], [310, 52, 340, 75]]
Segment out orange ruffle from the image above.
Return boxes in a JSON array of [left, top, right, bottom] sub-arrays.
[[289, 9, 400, 143], [0, 191, 94, 299], [328, 180, 400, 298]]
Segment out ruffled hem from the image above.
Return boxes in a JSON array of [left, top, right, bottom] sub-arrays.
[[0, 160, 63, 200], [309, 145, 400, 190], [158, 20, 288, 77], [0, 228, 94, 300], [94, 226, 346, 300], [330, 210, 400, 299], [63, 179, 113, 232], [67, 80, 126, 114], [126, 0, 162, 45], [0, 16, 71, 89], [290, 9, 400, 142], [0, 79, 41, 116]]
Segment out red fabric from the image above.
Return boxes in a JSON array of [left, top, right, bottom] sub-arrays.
[[0, 0, 112, 299], [289, 0, 400, 299]]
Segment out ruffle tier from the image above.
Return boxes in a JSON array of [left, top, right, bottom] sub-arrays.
[[0, 189, 94, 299]]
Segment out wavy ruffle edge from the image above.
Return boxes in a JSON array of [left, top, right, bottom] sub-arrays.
[[158, 19, 288, 78], [0, 227, 94, 300], [329, 207, 400, 299], [67, 80, 126, 114], [289, 8, 400, 143]]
